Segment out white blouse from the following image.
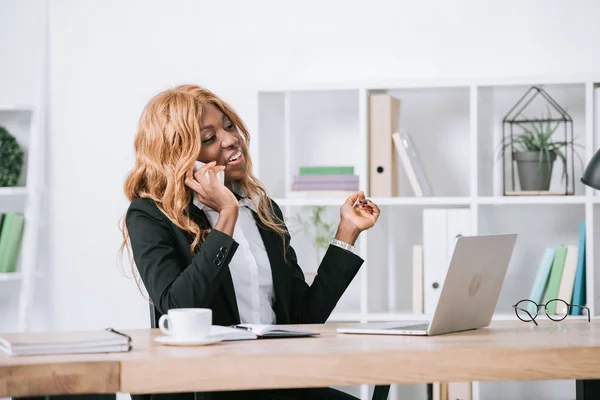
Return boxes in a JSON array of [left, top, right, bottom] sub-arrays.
[[192, 182, 277, 325]]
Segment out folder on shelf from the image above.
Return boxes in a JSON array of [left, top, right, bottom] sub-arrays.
[[556, 245, 579, 315], [570, 222, 586, 314], [527, 247, 555, 314], [542, 246, 567, 313], [368, 94, 400, 197], [422, 208, 471, 314], [392, 131, 433, 196]]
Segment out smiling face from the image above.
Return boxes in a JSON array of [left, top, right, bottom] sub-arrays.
[[198, 103, 247, 185]]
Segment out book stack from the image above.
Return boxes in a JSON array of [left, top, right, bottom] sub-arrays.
[[291, 166, 359, 197], [527, 222, 586, 316], [0, 212, 25, 274]]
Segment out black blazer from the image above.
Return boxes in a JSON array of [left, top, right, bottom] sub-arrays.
[[125, 196, 364, 328]]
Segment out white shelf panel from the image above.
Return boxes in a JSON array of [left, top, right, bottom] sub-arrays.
[[477, 195, 588, 205], [274, 195, 590, 207], [373, 197, 471, 206], [0, 187, 28, 196], [273, 197, 350, 206], [276, 196, 471, 207], [0, 187, 28, 212], [0, 105, 33, 112], [0, 273, 22, 282], [258, 74, 600, 93]]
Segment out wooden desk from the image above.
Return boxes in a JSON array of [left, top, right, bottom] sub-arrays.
[[2, 320, 600, 398]]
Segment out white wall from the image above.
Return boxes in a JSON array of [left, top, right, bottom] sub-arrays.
[[3, 0, 597, 330], [0, 0, 46, 106]]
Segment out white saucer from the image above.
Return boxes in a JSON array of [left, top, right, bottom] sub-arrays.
[[154, 335, 222, 346]]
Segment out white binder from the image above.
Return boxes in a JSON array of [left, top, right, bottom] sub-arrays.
[[423, 208, 471, 314], [368, 94, 400, 197]]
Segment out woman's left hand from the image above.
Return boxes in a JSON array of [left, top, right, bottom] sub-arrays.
[[340, 191, 380, 232]]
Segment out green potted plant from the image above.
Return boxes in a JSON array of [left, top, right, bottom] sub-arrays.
[[0, 125, 24, 187], [498, 108, 582, 192], [289, 206, 337, 282]]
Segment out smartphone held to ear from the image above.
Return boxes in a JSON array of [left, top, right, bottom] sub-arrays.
[[194, 161, 225, 184]]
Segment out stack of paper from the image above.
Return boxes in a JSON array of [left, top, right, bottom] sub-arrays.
[[0, 328, 131, 356]]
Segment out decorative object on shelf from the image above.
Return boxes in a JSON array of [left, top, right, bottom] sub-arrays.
[[0, 125, 24, 187], [289, 206, 337, 267], [581, 147, 600, 190], [499, 86, 581, 196]]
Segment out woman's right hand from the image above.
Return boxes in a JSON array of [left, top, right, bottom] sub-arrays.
[[185, 161, 239, 214]]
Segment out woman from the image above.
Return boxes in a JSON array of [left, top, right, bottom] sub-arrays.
[[120, 84, 380, 400]]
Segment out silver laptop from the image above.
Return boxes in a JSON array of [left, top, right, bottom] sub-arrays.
[[337, 233, 517, 336]]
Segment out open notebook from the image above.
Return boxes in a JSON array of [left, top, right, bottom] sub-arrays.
[[0, 327, 132, 356], [208, 324, 320, 341]]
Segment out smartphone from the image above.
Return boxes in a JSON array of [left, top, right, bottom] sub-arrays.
[[194, 161, 225, 184]]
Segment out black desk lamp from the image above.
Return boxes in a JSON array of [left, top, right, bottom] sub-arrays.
[[581, 149, 600, 190]]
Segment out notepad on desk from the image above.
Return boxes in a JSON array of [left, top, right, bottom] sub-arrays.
[[208, 325, 320, 341], [0, 327, 132, 356]]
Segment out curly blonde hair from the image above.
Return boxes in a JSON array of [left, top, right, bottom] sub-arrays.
[[119, 84, 287, 290]]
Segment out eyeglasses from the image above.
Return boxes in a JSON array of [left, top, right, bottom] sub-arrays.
[[512, 299, 590, 326]]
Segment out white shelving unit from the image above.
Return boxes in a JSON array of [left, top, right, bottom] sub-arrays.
[[257, 76, 600, 400], [0, 103, 45, 334]]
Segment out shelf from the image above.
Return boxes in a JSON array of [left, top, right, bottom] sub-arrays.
[[372, 196, 471, 206], [477, 195, 588, 205], [257, 77, 600, 400], [258, 74, 600, 93], [276, 196, 471, 207], [0, 187, 28, 196], [0, 273, 22, 282], [274, 197, 353, 206], [273, 195, 589, 207], [0, 105, 33, 112]]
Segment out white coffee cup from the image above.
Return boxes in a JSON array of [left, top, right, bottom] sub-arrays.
[[158, 308, 212, 339]]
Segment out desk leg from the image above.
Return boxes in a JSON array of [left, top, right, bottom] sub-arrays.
[[576, 379, 600, 400], [372, 385, 390, 400]]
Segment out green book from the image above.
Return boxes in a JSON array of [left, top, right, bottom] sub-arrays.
[[0, 213, 25, 274], [0, 213, 14, 273], [299, 166, 354, 175], [543, 246, 567, 314]]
